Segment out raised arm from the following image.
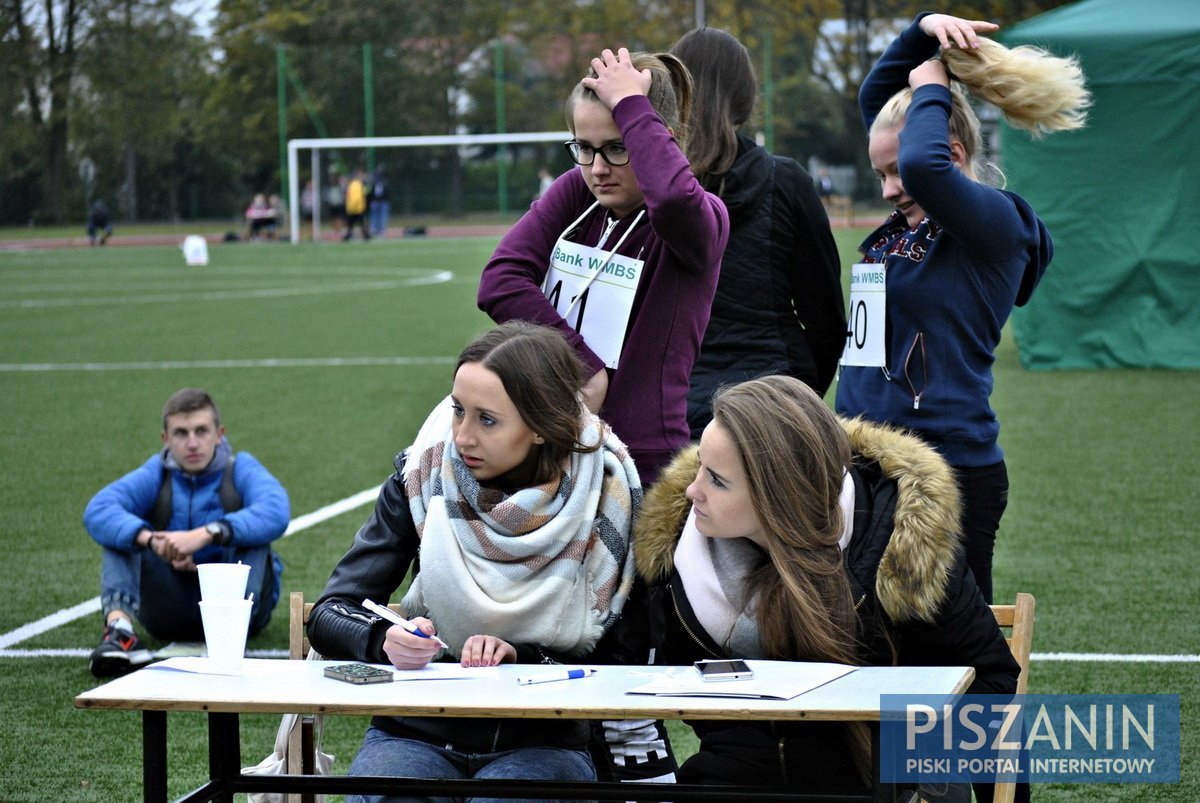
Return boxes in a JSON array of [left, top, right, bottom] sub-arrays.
[[860, 13, 997, 130], [613, 94, 728, 276], [477, 173, 607, 376]]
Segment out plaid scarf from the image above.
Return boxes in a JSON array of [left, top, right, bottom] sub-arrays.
[[399, 396, 641, 657]]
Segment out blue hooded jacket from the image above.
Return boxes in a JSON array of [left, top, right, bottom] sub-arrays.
[[835, 15, 1052, 468], [83, 438, 290, 564]]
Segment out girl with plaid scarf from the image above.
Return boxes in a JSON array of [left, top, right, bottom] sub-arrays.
[[307, 321, 663, 800]]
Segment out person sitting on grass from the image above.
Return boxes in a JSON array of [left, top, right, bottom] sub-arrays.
[[83, 388, 290, 677], [87, 200, 112, 246]]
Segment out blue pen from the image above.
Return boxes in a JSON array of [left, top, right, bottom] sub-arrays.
[[363, 599, 449, 649], [517, 668, 597, 685]]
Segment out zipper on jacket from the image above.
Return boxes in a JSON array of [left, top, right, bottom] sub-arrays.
[[667, 582, 721, 658], [901, 331, 927, 410], [329, 602, 377, 626]]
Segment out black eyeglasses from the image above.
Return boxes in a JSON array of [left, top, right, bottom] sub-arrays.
[[564, 140, 630, 166]]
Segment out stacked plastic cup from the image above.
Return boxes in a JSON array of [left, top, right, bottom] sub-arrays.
[[197, 562, 252, 673]]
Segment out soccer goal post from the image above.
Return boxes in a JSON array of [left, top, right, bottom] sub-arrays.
[[287, 132, 569, 243]]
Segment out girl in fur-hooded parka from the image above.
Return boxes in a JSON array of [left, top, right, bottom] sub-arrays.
[[636, 376, 1019, 799]]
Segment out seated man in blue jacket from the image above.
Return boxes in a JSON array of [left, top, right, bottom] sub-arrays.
[[83, 388, 290, 677]]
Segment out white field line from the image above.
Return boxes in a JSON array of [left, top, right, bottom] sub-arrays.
[[2, 485, 1198, 665], [1033, 652, 1200, 663], [1, 269, 452, 309], [1, 647, 289, 658], [0, 356, 454, 372], [0, 485, 381, 653]]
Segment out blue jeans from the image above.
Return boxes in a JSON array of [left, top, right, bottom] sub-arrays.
[[347, 724, 595, 803], [370, 201, 390, 236], [100, 544, 279, 641]]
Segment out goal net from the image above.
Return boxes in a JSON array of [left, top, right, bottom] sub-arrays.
[[286, 132, 570, 242]]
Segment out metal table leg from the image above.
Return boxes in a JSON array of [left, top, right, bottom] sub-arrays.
[[143, 711, 168, 803]]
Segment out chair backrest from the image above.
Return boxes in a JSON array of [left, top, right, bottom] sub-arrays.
[[286, 591, 406, 791], [988, 592, 1035, 803], [289, 591, 315, 660], [289, 590, 405, 660], [989, 592, 1035, 696]]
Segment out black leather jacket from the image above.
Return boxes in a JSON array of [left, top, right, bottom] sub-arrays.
[[307, 451, 653, 755]]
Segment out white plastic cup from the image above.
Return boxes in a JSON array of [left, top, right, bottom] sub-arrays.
[[199, 599, 253, 673], [197, 562, 250, 602]]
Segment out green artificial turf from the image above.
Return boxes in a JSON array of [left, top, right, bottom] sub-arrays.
[[0, 231, 1194, 800]]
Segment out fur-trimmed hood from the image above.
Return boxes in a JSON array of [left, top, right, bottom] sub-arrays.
[[634, 417, 962, 625]]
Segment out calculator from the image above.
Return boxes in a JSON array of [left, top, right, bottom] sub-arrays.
[[324, 663, 394, 684]]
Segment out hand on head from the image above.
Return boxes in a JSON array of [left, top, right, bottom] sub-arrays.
[[582, 47, 651, 110], [918, 14, 999, 51]]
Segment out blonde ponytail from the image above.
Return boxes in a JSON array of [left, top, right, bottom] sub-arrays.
[[942, 38, 1091, 137]]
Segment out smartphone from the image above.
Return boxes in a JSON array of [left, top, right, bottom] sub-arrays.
[[324, 663, 394, 685], [694, 659, 754, 682]]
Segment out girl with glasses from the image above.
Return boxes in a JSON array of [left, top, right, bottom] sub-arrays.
[[479, 47, 729, 488]]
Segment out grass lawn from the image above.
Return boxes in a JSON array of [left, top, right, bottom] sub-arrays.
[[0, 230, 1194, 800]]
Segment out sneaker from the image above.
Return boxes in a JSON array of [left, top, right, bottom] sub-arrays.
[[89, 621, 154, 678]]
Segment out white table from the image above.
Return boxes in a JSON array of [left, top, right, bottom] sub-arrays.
[[76, 658, 974, 802]]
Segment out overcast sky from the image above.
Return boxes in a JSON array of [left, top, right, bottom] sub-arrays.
[[176, 0, 218, 37]]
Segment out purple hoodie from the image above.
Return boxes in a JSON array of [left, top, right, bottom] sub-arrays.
[[479, 95, 729, 483]]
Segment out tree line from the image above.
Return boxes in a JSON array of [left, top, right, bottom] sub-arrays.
[[1, 0, 1071, 226]]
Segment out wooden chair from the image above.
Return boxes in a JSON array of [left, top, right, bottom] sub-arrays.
[[286, 591, 404, 803], [988, 592, 1036, 803], [990, 592, 1035, 696]]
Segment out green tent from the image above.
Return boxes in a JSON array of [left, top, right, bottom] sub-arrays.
[[1000, 0, 1200, 369]]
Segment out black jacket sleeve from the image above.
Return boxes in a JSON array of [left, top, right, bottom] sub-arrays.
[[774, 157, 845, 394], [306, 452, 421, 663]]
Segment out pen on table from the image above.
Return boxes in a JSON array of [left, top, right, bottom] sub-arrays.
[[362, 599, 449, 649], [517, 668, 597, 685]]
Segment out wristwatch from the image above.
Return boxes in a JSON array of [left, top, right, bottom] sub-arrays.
[[205, 520, 231, 545]]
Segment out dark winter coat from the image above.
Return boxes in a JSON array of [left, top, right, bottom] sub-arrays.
[[635, 417, 1019, 794], [686, 135, 844, 438]]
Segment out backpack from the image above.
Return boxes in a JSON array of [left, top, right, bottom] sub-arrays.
[[150, 454, 243, 531], [345, 179, 367, 215]]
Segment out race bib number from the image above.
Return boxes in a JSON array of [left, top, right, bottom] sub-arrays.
[[841, 263, 887, 367], [543, 239, 643, 369]]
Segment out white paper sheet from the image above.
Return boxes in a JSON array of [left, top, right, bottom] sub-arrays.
[[388, 663, 501, 681], [143, 656, 283, 677], [626, 660, 856, 700]]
